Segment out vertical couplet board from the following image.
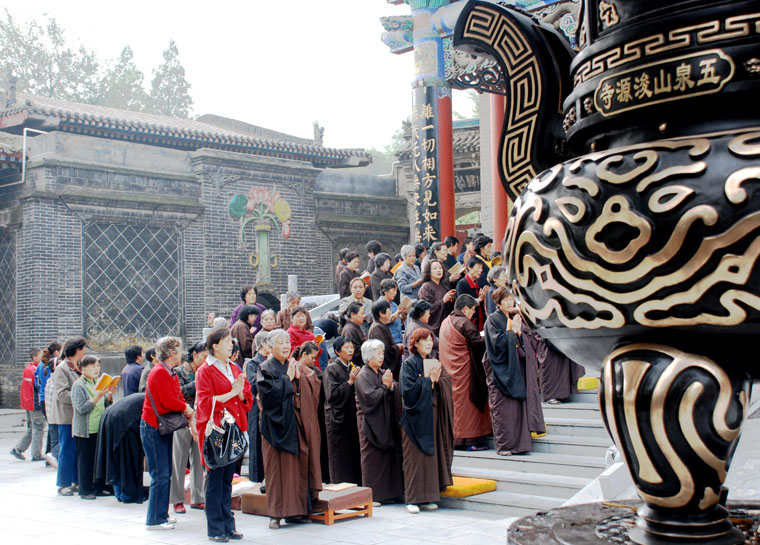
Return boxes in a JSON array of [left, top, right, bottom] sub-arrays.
[[412, 85, 441, 244]]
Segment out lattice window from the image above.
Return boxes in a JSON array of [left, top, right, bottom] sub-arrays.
[[83, 223, 181, 350], [0, 235, 15, 363]]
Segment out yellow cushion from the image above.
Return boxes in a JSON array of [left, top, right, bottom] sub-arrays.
[[441, 476, 497, 498], [578, 376, 599, 391]]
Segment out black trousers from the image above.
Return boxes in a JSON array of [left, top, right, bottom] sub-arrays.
[[204, 462, 236, 537], [76, 434, 103, 496]]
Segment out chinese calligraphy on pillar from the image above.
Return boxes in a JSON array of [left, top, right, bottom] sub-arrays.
[[412, 85, 441, 244]]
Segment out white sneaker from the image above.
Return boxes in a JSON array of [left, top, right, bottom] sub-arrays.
[[406, 504, 420, 514], [147, 522, 175, 530], [420, 503, 438, 511], [166, 517, 177, 524], [44, 453, 57, 468]]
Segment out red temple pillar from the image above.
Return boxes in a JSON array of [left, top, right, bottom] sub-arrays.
[[437, 93, 456, 240], [490, 93, 509, 251]]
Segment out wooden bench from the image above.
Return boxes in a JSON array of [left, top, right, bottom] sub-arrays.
[[308, 486, 373, 525]]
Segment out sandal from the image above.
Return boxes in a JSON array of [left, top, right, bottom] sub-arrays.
[[546, 399, 561, 405], [497, 450, 513, 456], [58, 486, 74, 496], [466, 444, 489, 452]]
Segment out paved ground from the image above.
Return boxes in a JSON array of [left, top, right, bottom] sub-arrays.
[[0, 433, 513, 545], [2, 416, 758, 545]]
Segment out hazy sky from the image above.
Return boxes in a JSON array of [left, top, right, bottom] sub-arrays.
[[8, 1, 475, 150]]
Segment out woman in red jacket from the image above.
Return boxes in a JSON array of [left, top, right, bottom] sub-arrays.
[[287, 306, 315, 357], [141, 336, 195, 530], [195, 327, 253, 542]]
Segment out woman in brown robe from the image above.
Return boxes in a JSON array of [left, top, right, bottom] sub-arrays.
[[256, 330, 322, 529], [400, 328, 454, 514], [417, 260, 456, 335], [323, 337, 362, 485], [354, 339, 404, 504], [438, 294, 491, 449], [519, 326, 547, 435], [340, 302, 367, 367], [537, 340, 586, 403], [483, 288, 531, 455]]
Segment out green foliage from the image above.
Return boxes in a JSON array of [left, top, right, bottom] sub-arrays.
[[97, 46, 151, 112], [150, 40, 193, 118], [0, 9, 100, 102], [228, 194, 247, 218], [0, 11, 195, 118]]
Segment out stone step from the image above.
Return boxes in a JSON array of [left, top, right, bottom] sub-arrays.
[[544, 416, 609, 439], [531, 434, 613, 458], [451, 466, 591, 499], [541, 401, 600, 420], [440, 490, 564, 516], [568, 389, 599, 404], [452, 449, 606, 478]]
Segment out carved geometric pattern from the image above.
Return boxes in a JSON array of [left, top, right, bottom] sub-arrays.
[[460, 4, 541, 202], [83, 223, 180, 350], [0, 234, 15, 363]]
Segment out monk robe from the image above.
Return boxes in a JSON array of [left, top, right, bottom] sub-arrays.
[[257, 356, 322, 518], [417, 280, 453, 335], [483, 310, 532, 454], [340, 322, 366, 367], [95, 393, 145, 503], [537, 339, 586, 401], [368, 321, 402, 381], [519, 326, 547, 434], [438, 310, 491, 441], [400, 354, 454, 505], [324, 361, 362, 485], [354, 365, 404, 502]]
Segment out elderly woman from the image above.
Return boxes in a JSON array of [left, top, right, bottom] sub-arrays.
[[276, 291, 300, 331], [394, 244, 423, 300], [257, 329, 322, 529], [72, 354, 116, 499], [400, 328, 454, 514], [340, 302, 367, 367], [338, 277, 373, 333], [53, 336, 88, 496], [195, 327, 253, 541], [245, 330, 271, 483], [324, 337, 362, 485], [485, 265, 508, 316], [338, 251, 362, 298], [370, 253, 394, 303], [293, 341, 330, 483], [260, 309, 277, 333], [354, 339, 404, 504], [404, 300, 440, 359], [141, 337, 195, 530], [368, 299, 403, 381], [418, 260, 456, 335]]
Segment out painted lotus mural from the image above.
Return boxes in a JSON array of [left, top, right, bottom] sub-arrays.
[[229, 186, 292, 283]]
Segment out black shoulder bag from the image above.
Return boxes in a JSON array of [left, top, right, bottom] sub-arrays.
[[146, 386, 189, 435], [203, 396, 248, 469]]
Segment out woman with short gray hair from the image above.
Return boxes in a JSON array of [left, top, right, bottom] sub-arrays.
[[485, 266, 507, 315], [354, 339, 403, 504], [394, 245, 423, 299]]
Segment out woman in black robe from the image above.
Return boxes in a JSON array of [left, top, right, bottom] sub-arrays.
[[340, 302, 367, 367], [400, 328, 454, 514], [403, 300, 439, 359], [354, 339, 404, 504], [483, 287, 532, 456], [95, 392, 145, 503]]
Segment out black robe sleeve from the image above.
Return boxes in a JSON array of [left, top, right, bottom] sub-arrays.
[[355, 367, 395, 450], [256, 356, 298, 455], [399, 354, 435, 456], [484, 311, 526, 400]]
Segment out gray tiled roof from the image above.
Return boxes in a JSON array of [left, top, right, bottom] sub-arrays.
[[0, 93, 371, 168], [396, 124, 479, 160]]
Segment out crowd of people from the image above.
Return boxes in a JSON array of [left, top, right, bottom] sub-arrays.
[[9, 235, 584, 540]]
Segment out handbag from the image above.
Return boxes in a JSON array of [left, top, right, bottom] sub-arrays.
[[146, 387, 189, 435], [203, 395, 248, 469]]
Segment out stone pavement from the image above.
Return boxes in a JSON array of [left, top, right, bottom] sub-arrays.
[[0, 432, 514, 545]]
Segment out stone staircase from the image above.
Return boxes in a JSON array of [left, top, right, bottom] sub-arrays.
[[440, 387, 614, 516]]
